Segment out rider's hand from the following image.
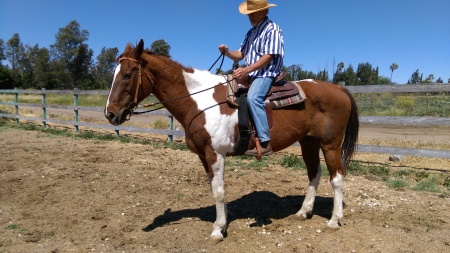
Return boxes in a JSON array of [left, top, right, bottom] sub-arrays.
[[232, 67, 249, 80], [218, 44, 228, 54]]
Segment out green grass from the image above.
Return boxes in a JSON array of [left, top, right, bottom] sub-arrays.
[[0, 93, 161, 108], [280, 154, 306, 170], [1, 117, 448, 194], [385, 179, 410, 189], [5, 224, 28, 234], [412, 177, 441, 192], [354, 93, 450, 117]]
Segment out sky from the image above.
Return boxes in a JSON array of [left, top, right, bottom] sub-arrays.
[[1, 0, 449, 84]]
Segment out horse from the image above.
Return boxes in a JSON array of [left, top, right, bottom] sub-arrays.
[[105, 39, 359, 242]]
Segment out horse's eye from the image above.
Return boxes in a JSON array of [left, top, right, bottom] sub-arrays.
[[124, 73, 132, 79]]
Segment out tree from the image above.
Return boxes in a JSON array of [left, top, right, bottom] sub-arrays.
[[422, 74, 434, 84], [50, 20, 90, 89], [408, 69, 422, 84], [0, 65, 13, 89], [34, 47, 54, 89], [389, 63, 398, 83], [69, 43, 94, 89], [357, 62, 378, 85], [150, 39, 171, 58], [0, 39, 6, 64], [92, 47, 119, 89], [5, 33, 24, 87], [337, 62, 344, 71], [332, 62, 345, 84], [283, 64, 315, 81], [436, 77, 443, 83]]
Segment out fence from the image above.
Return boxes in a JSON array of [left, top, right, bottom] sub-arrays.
[[1, 84, 450, 159]]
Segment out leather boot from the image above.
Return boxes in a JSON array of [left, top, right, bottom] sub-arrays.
[[245, 141, 273, 156]]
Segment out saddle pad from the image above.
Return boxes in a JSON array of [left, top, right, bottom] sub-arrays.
[[226, 75, 306, 109]]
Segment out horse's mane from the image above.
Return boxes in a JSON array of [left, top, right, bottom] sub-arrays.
[[116, 43, 193, 72]]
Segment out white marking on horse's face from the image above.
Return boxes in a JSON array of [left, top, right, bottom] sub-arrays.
[[182, 69, 238, 155], [105, 64, 121, 114]]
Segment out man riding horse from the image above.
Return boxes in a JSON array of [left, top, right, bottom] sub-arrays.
[[219, 0, 284, 156]]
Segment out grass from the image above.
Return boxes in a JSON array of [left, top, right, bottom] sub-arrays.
[[5, 224, 28, 234], [0, 117, 449, 194], [354, 93, 450, 117]]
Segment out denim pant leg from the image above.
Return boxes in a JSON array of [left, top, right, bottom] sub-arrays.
[[247, 77, 274, 143]]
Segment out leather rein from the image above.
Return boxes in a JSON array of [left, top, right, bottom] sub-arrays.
[[117, 54, 234, 117]]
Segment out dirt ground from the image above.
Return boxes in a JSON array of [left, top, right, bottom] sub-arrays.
[[1, 119, 450, 252]]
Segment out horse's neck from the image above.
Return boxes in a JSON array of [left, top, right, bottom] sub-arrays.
[[152, 66, 226, 128]]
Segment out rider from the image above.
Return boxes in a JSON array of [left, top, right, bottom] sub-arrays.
[[219, 0, 284, 156]]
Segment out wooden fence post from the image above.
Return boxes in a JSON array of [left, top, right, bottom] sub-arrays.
[[14, 87, 19, 125], [168, 115, 173, 143], [42, 88, 47, 128], [74, 88, 79, 133]]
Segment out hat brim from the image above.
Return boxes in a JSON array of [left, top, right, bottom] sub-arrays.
[[239, 2, 276, 15]]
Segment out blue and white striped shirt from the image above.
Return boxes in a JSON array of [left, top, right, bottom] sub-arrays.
[[239, 17, 284, 78]]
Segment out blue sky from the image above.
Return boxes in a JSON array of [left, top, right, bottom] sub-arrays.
[[1, 0, 449, 84]]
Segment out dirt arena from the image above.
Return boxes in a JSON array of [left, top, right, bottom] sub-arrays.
[[1, 120, 450, 252]]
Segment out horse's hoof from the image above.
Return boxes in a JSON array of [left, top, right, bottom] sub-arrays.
[[210, 229, 224, 243], [294, 211, 309, 220], [326, 219, 341, 229]]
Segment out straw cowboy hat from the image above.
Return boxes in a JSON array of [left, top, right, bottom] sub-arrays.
[[239, 0, 277, 15]]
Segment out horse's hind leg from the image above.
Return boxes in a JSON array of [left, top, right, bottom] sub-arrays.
[[321, 146, 345, 228], [296, 137, 321, 219], [200, 153, 227, 242]]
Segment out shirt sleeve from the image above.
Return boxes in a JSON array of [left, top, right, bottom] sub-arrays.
[[263, 29, 283, 56]]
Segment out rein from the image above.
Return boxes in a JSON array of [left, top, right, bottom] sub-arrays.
[[208, 53, 225, 74], [118, 54, 235, 116]]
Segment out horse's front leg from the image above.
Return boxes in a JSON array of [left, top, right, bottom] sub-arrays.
[[201, 153, 227, 242]]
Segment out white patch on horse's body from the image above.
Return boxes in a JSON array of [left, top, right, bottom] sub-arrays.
[[328, 172, 344, 228], [297, 164, 322, 219], [298, 78, 317, 83], [105, 64, 121, 114], [182, 69, 238, 155]]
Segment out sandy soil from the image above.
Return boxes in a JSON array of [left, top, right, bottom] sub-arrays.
[[1, 120, 449, 252]]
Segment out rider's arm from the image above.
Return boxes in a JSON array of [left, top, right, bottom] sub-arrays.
[[219, 44, 243, 61], [233, 54, 273, 79]]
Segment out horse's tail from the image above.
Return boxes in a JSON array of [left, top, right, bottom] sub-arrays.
[[340, 87, 359, 173]]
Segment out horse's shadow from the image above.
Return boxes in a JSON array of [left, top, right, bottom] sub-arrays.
[[143, 191, 334, 232]]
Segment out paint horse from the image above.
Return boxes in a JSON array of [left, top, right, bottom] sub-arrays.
[[105, 39, 359, 242]]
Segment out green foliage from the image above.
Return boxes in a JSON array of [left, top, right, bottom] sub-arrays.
[[408, 69, 422, 84], [443, 177, 450, 190], [415, 171, 429, 181], [150, 39, 171, 58], [280, 154, 305, 170], [153, 118, 169, 129], [394, 96, 416, 115], [354, 93, 450, 117], [412, 177, 440, 192], [386, 179, 409, 188], [357, 62, 379, 85]]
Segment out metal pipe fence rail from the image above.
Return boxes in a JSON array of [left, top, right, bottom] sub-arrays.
[[1, 85, 450, 159]]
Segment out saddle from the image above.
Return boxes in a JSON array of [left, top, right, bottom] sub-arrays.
[[226, 73, 306, 109], [225, 73, 307, 158]]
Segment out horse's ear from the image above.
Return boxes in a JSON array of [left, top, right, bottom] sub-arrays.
[[124, 43, 133, 52], [135, 39, 144, 60]]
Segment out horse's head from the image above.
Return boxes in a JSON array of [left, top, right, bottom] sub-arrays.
[[104, 39, 154, 125]]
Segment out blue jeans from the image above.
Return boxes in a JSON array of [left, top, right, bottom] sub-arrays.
[[247, 77, 274, 143]]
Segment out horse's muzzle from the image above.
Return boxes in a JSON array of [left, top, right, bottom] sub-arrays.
[[104, 108, 131, 126]]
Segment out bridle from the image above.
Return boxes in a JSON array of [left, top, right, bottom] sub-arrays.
[[117, 56, 154, 115]]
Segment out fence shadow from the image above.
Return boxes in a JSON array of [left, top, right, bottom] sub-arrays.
[[142, 190, 334, 232]]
